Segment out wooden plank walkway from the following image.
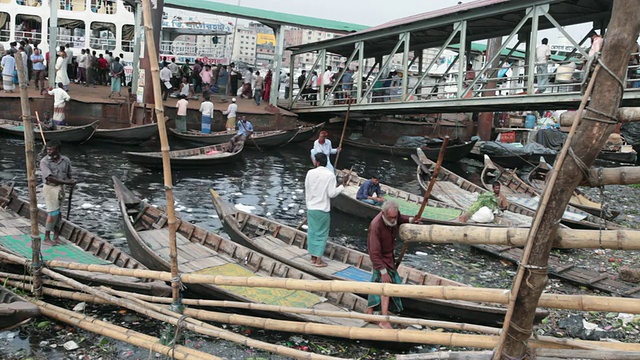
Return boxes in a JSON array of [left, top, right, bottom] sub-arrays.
[[474, 244, 640, 297]]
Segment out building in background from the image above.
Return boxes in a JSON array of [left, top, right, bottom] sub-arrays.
[[231, 26, 257, 64]]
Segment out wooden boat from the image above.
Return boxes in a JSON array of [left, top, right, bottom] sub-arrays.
[[414, 150, 615, 229], [124, 143, 243, 169], [0, 286, 40, 331], [289, 122, 325, 143], [113, 177, 370, 327], [508, 161, 619, 220], [342, 137, 477, 162], [245, 129, 297, 148], [169, 128, 236, 145], [333, 169, 523, 227], [93, 123, 158, 144], [0, 119, 99, 144], [0, 184, 171, 296], [598, 149, 637, 164], [210, 189, 548, 326]]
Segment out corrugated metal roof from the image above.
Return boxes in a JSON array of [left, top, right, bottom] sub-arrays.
[[164, 0, 367, 33]]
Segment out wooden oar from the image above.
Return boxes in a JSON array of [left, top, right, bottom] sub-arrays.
[[332, 98, 351, 171], [34, 111, 47, 145], [395, 136, 449, 268], [65, 185, 74, 220]]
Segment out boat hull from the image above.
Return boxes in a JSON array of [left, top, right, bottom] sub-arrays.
[[247, 130, 297, 148], [93, 123, 158, 144], [124, 143, 243, 169], [169, 128, 236, 145], [343, 138, 477, 162], [0, 119, 99, 143], [289, 123, 325, 143], [0, 287, 40, 331]]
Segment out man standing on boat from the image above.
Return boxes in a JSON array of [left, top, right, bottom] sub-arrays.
[[40, 140, 76, 246], [304, 153, 346, 267], [310, 131, 340, 172], [47, 82, 71, 126], [356, 176, 385, 206], [366, 200, 414, 328]]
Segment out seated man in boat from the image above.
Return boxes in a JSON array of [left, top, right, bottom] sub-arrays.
[[457, 182, 508, 223], [39, 111, 56, 131], [356, 175, 385, 206], [228, 116, 253, 152], [367, 200, 417, 329], [39, 140, 77, 246]]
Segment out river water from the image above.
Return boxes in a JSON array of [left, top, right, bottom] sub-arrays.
[[0, 135, 516, 359]]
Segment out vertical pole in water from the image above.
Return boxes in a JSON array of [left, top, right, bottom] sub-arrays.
[[131, 0, 143, 92], [141, 0, 181, 309], [48, 0, 58, 87], [16, 52, 43, 298]]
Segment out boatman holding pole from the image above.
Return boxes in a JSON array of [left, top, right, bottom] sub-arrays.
[[366, 200, 417, 328], [40, 140, 76, 246]]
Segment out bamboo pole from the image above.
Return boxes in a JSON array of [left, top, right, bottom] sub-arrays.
[[578, 166, 640, 186], [140, 0, 180, 308], [15, 51, 43, 298], [497, 3, 640, 358], [32, 299, 219, 360], [398, 224, 640, 250], [4, 252, 640, 315], [32, 265, 343, 360], [396, 136, 449, 267], [332, 101, 351, 170]]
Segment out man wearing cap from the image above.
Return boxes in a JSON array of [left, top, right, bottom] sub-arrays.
[[40, 140, 76, 246], [356, 176, 385, 206], [222, 98, 238, 131]]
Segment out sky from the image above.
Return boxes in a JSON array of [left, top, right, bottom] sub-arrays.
[[212, 0, 467, 27]]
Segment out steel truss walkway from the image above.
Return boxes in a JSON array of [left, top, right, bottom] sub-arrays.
[[283, 0, 640, 116]]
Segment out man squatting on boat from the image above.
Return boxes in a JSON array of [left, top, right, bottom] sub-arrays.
[[40, 140, 77, 245]]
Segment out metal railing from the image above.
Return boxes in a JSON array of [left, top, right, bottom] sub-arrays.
[[159, 41, 231, 58]]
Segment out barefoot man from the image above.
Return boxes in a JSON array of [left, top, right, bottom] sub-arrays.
[[366, 200, 416, 328], [40, 140, 76, 245]]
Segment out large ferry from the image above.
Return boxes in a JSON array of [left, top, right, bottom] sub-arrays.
[[0, 0, 232, 63]]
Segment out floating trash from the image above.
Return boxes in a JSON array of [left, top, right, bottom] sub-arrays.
[[235, 203, 256, 213], [233, 192, 243, 196], [80, 203, 94, 209]]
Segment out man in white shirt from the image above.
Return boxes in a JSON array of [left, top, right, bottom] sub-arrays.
[[304, 153, 347, 267], [588, 31, 603, 58], [47, 82, 71, 125], [322, 66, 333, 86], [77, 49, 87, 84], [222, 98, 238, 131], [310, 130, 340, 172], [535, 37, 551, 93], [199, 95, 214, 134], [168, 58, 180, 88], [160, 64, 172, 101]]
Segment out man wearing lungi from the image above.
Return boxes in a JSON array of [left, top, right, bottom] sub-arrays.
[[40, 140, 76, 245], [366, 200, 416, 328], [47, 82, 71, 126], [304, 153, 346, 267]]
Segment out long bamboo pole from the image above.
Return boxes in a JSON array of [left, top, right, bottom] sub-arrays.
[[396, 136, 449, 267], [141, 0, 180, 308], [497, 3, 640, 358], [33, 299, 219, 360], [332, 101, 351, 170], [398, 224, 640, 250], [15, 51, 42, 298], [578, 166, 640, 187], [4, 252, 640, 314], [33, 265, 342, 360]]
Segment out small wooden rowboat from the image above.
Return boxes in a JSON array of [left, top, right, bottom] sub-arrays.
[[93, 123, 158, 144], [0, 119, 99, 144], [0, 184, 170, 296], [169, 128, 236, 145], [113, 177, 369, 326], [124, 143, 243, 169], [289, 122, 325, 143], [342, 137, 477, 162], [210, 189, 547, 326], [494, 160, 619, 220], [474, 156, 619, 229], [0, 286, 40, 331]]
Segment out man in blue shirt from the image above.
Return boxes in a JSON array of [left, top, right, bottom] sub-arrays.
[[356, 176, 385, 206], [228, 116, 253, 152]]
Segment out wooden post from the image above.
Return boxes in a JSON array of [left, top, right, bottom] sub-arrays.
[[495, 2, 640, 358], [15, 52, 42, 298], [141, 0, 181, 310], [395, 137, 448, 267]]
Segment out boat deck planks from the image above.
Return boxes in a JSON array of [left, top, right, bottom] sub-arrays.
[[474, 245, 640, 298]]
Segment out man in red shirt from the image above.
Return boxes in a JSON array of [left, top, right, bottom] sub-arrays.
[[97, 54, 108, 85], [366, 200, 415, 329]]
